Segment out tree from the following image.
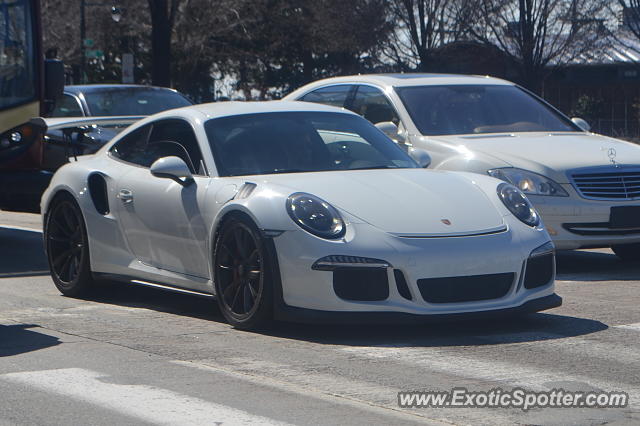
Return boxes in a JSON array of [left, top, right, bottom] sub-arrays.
[[467, 0, 610, 93], [42, 0, 394, 98], [220, 0, 393, 98], [42, 0, 155, 84], [387, 0, 471, 71], [618, 1, 640, 39]]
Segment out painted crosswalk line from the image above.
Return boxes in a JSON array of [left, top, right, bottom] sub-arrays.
[[1, 368, 289, 426], [340, 345, 640, 409]]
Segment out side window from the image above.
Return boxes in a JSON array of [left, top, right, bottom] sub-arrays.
[[50, 94, 84, 117], [110, 124, 152, 166], [349, 85, 399, 125], [148, 119, 207, 175], [299, 85, 352, 108]]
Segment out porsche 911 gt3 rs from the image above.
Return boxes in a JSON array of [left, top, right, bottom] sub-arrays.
[[41, 101, 561, 329]]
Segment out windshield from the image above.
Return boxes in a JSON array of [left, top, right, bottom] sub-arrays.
[[396, 85, 579, 136], [0, 0, 36, 111], [83, 87, 192, 116], [205, 111, 418, 177]]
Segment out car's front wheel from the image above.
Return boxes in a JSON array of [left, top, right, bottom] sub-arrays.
[[44, 193, 95, 296], [213, 215, 274, 330], [611, 243, 640, 262]]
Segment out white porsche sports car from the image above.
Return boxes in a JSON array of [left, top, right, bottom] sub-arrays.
[[41, 101, 560, 329]]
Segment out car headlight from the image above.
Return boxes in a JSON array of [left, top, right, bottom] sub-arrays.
[[286, 192, 346, 239], [488, 168, 568, 197], [497, 183, 540, 227]]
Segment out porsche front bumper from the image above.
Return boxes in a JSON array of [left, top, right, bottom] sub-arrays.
[[271, 221, 558, 321]]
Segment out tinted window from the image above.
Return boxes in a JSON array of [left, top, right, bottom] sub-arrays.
[[0, 0, 37, 110], [83, 87, 192, 116], [204, 112, 417, 177], [50, 94, 84, 117], [148, 119, 206, 175], [350, 85, 399, 125], [110, 125, 152, 166], [396, 85, 579, 136], [299, 85, 351, 108]]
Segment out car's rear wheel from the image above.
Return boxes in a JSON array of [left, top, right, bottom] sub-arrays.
[[45, 194, 94, 296], [213, 216, 273, 330], [611, 243, 640, 262]]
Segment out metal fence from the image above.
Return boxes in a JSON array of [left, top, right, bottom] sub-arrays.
[[592, 119, 640, 142]]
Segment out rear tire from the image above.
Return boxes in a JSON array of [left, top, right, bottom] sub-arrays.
[[44, 193, 95, 296], [611, 243, 640, 262], [213, 215, 274, 330]]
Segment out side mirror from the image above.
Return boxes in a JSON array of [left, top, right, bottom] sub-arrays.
[[375, 121, 406, 144], [571, 117, 590, 132], [409, 147, 431, 168], [150, 156, 194, 185]]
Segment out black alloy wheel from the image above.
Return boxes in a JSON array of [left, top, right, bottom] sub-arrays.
[[214, 216, 273, 329], [45, 194, 94, 296]]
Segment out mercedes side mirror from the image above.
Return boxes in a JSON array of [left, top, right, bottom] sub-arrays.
[[150, 156, 194, 185], [571, 117, 590, 132], [375, 121, 406, 144], [409, 147, 431, 168]]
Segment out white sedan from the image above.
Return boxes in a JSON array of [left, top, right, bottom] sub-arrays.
[[41, 101, 559, 329], [285, 74, 640, 258]]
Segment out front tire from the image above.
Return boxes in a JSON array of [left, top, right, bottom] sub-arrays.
[[44, 194, 95, 296], [213, 216, 274, 330], [611, 243, 640, 262]]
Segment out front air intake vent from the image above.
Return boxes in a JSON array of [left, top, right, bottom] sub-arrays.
[[394, 269, 412, 300], [523, 254, 554, 289], [333, 268, 389, 301], [417, 273, 515, 303]]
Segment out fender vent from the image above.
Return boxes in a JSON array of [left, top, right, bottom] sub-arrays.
[[236, 182, 257, 199], [88, 173, 109, 215]]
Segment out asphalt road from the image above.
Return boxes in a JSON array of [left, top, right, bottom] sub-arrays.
[[1, 210, 639, 425]]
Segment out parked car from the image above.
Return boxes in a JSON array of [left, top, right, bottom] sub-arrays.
[[45, 84, 193, 157], [41, 101, 559, 329], [285, 74, 640, 260], [0, 85, 192, 212], [49, 84, 193, 118]]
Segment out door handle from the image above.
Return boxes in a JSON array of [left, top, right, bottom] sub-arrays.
[[118, 189, 134, 204]]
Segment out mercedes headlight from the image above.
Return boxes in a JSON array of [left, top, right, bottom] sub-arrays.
[[286, 192, 345, 239], [488, 168, 568, 197], [497, 183, 540, 227]]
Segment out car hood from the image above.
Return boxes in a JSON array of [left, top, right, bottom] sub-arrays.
[[260, 169, 505, 236], [430, 132, 640, 183]]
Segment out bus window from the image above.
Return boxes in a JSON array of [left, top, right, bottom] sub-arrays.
[[0, 0, 36, 110]]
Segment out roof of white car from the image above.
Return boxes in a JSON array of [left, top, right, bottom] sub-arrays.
[[284, 74, 514, 97], [157, 100, 357, 120]]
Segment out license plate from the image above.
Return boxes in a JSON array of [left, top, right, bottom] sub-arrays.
[[609, 206, 640, 228]]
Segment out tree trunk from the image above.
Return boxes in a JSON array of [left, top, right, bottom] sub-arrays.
[[149, 0, 172, 87]]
